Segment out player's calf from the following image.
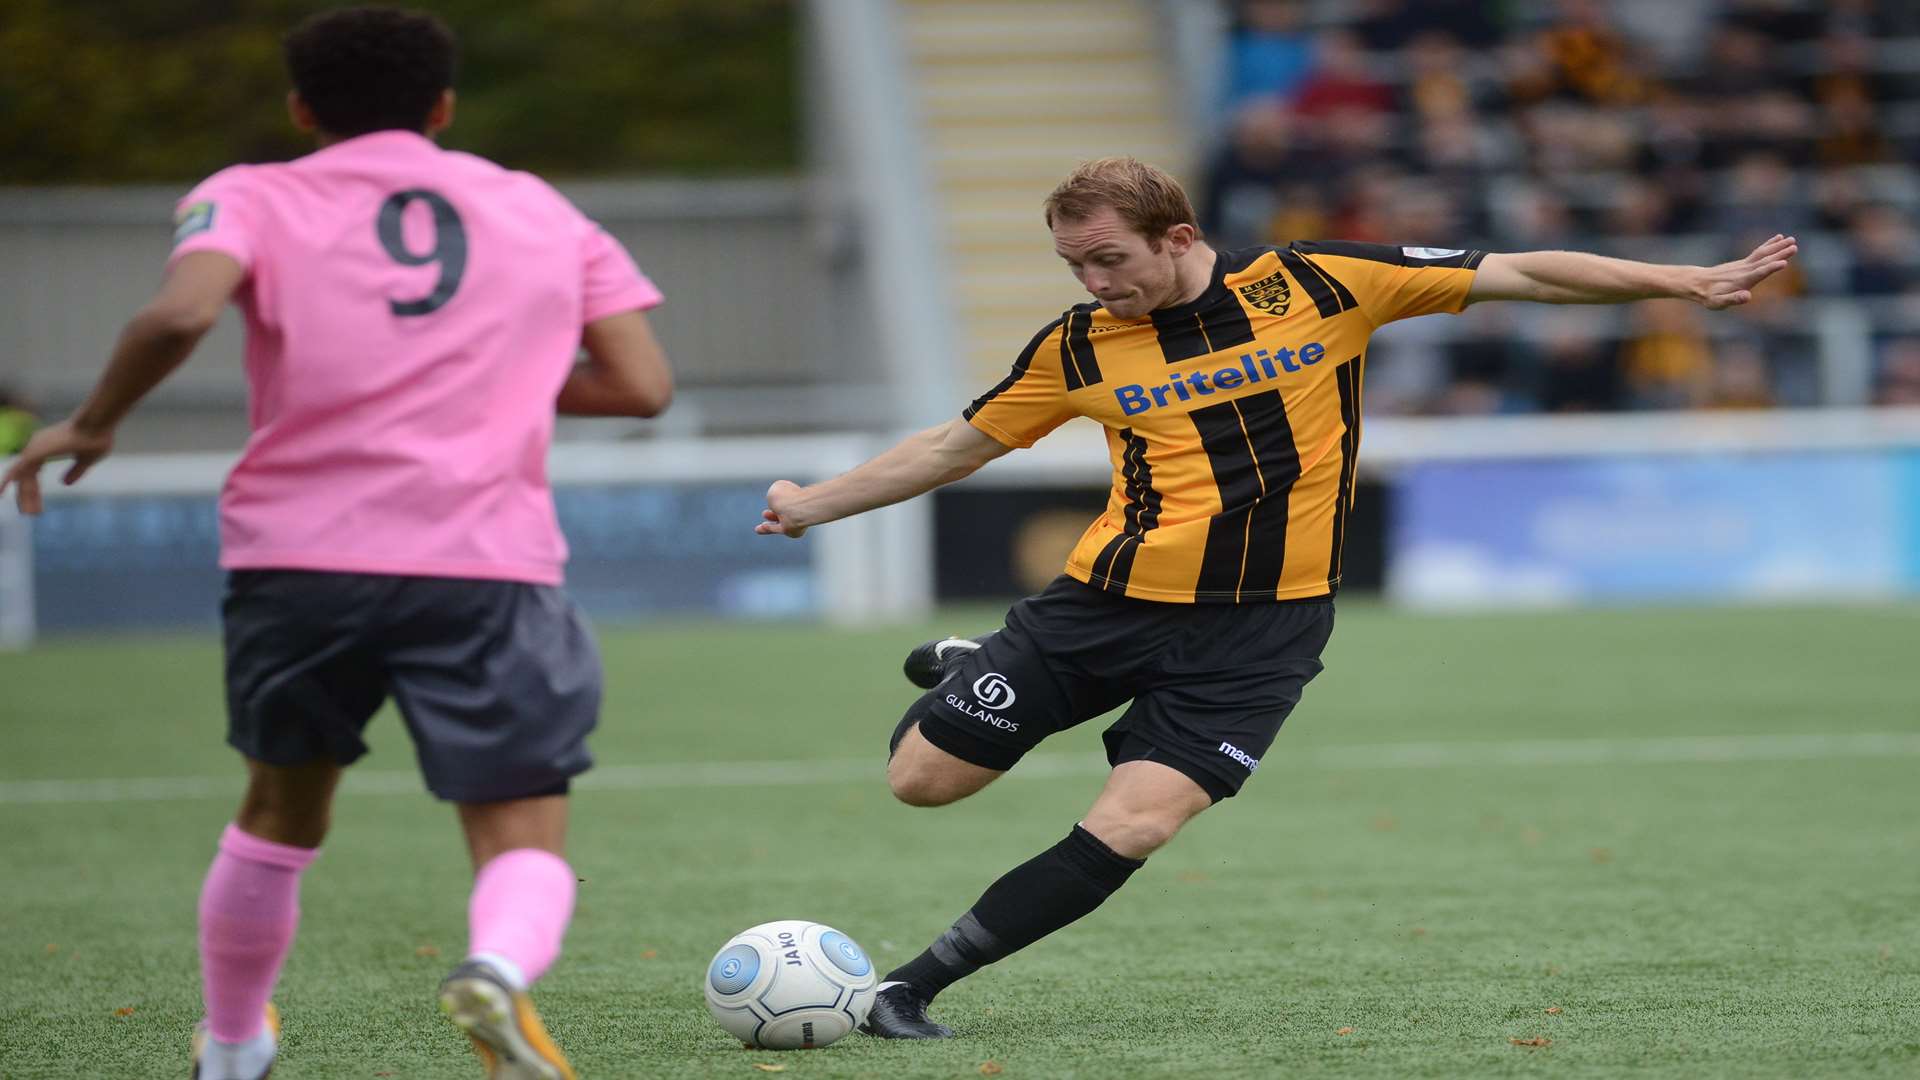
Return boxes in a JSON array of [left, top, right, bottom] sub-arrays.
[[1077, 762, 1215, 859]]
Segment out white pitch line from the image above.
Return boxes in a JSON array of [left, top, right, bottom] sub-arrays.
[[2, 733, 1917, 806]]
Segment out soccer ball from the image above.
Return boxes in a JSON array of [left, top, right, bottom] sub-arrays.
[[703, 920, 878, 1049]]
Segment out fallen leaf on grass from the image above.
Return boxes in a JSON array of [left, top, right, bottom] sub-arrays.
[[751, 1065, 785, 1073], [1589, 847, 1613, 864], [1510, 1036, 1552, 1047], [979, 1062, 1004, 1076], [1545, 1006, 1562, 1015], [1336, 1026, 1354, 1035], [641, 949, 658, 960], [114, 1007, 136, 1017], [1411, 927, 1428, 938], [1369, 814, 1397, 832], [414, 945, 440, 958]]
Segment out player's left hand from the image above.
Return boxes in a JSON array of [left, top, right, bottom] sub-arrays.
[[755, 479, 810, 539], [1695, 234, 1797, 310], [0, 419, 114, 515]]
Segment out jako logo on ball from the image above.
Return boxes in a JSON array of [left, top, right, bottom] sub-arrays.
[[704, 920, 877, 1050], [972, 672, 1016, 710]]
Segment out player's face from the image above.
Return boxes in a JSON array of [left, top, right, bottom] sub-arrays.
[[1052, 207, 1181, 319]]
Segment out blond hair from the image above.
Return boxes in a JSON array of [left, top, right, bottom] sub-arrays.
[[1043, 157, 1198, 241]]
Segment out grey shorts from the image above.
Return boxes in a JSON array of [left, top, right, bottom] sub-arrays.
[[222, 570, 601, 803]]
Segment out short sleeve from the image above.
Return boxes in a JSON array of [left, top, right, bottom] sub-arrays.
[[1290, 241, 1486, 326], [581, 225, 664, 323], [168, 167, 258, 271], [962, 317, 1073, 449]]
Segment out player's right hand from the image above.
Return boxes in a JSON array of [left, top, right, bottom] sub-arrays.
[[0, 419, 113, 515], [755, 479, 809, 539]]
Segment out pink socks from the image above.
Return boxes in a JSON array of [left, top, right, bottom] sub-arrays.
[[197, 833, 572, 1045], [198, 824, 318, 1042], [467, 849, 577, 986]]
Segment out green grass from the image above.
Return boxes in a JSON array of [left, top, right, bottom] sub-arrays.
[[3, 602, 1918, 1078]]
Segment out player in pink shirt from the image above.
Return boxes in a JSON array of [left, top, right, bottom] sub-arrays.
[[1, 9, 668, 1079]]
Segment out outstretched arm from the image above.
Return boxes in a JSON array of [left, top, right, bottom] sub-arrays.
[[1, 251, 243, 513], [755, 418, 1013, 538], [1467, 234, 1797, 310]]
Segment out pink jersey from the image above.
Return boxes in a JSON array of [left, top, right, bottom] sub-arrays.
[[170, 130, 662, 585]]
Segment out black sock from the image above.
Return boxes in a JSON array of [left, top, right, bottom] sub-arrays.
[[885, 824, 1145, 1002]]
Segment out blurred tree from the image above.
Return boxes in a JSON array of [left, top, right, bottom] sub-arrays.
[[0, 0, 798, 182]]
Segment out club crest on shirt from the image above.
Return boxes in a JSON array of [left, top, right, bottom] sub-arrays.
[[173, 201, 216, 244], [1236, 269, 1291, 315]]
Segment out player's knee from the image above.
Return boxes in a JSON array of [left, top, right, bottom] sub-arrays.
[[886, 757, 967, 807], [234, 798, 330, 848], [1081, 808, 1185, 859]]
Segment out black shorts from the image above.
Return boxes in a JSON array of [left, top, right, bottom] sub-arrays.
[[914, 576, 1333, 802], [222, 570, 601, 803]]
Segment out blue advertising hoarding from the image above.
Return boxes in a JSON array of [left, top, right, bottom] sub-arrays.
[[1390, 450, 1920, 607], [30, 482, 813, 633]]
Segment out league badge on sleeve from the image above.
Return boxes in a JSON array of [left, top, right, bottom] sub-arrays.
[[173, 201, 217, 244]]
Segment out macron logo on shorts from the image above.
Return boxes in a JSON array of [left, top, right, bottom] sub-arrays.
[[1219, 741, 1260, 772]]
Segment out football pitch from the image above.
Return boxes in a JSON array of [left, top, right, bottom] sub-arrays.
[[3, 601, 1917, 1079]]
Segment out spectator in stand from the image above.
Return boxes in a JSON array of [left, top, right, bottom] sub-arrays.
[[1704, 340, 1777, 410], [1604, 178, 1682, 242], [1711, 151, 1813, 249], [1493, 183, 1579, 253], [1506, 0, 1651, 108], [1533, 311, 1624, 413], [1620, 300, 1713, 409], [1688, 22, 1781, 166], [1223, 0, 1314, 110], [1875, 339, 1920, 406], [1325, 165, 1406, 242], [1290, 29, 1395, 122], [1846, 204, 1917, 297], [1199, 99, 1310, 245], [1205, 0, 1916, 413], [1350, 0, 1499, 51], [1813, 81, 1895, 168], [1810, 166, 1871, 233]]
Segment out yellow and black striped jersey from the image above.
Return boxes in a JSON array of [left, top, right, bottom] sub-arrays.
[[964, 241, 1485, 603]]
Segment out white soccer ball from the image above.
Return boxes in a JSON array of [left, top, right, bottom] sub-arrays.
[[703, 920, 878, 1050]]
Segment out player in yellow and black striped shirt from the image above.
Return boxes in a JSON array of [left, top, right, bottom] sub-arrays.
[[756, 157, 1796, 1038], [964, 236, 1484, 603]]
